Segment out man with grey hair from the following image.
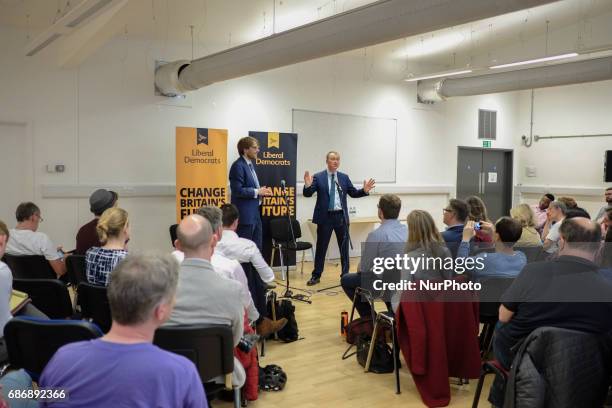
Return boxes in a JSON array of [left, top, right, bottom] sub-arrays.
[[39, 253, 207, 407], [167, 214, 246, 387], [542, 200, 567, 255]]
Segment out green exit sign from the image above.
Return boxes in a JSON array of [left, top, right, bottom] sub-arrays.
[[482, 140, 492, 148]]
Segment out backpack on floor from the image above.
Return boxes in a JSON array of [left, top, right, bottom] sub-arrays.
[[267, 298, 299, 342]]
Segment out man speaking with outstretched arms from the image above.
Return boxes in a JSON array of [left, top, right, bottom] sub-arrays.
[[303, 151, 375, 286]]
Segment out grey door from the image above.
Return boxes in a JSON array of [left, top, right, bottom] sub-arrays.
[[457, 147, 513, 222]]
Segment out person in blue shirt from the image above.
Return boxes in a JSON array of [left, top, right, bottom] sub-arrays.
[[457, 217, 526, 282], [341, 194, 407, 318], [441, 198, 469, 257]]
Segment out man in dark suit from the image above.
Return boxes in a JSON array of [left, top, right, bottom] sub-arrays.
[[441, 198, 469, 257], [229, 136, 272, 251], [303, 151, 375, 286]]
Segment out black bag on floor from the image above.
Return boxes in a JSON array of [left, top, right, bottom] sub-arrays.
[[355, 334, 394, 374], [267, 298, 299, 342]]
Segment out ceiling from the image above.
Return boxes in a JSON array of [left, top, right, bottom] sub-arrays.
[[2, 0, 612, 77]]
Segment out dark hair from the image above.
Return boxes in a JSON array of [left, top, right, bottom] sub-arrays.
[[494, 217, 523, 248], [544, 193, 555, 201], [378, 194, 401, 219], [565, 207, 591, 220], [237, 136, 258, 156], [606, 187, 612, 192], [559, 218, 601, 252], [221, 203, 240, 227], [15, 202, 40, 222], [0, 220, 8, 239], [448, 199, 469, 223], [466, 196, 490, 222]]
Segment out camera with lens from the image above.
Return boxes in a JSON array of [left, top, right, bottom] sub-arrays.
[[237, 334, 260, 353]]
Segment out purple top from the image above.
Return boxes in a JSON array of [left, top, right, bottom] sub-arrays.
[[39, 339, 207, 408]]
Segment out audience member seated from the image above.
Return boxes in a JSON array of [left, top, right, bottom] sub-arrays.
[[166, 214, 246, 388], [85, 208, 129, 286], [510, 204, 542, 247], [457, 218, 526, 282], [490, 217, 612, 406], [392, 210, 452, 312], [466, 195, 493, 244], [340, 194, 407, 318], [599, 221, 612, 281], [542, 200, 566, 256], [531, 193, 554, 233], [75, 189, 118, 255], [441, 198, 469, 257], [557, 196, 578, 210], [6, 202, 66, 278], [595, 187, 612, 223], [565, 207, 591, 219], [38, 253, 207, 407], [0, 221, 14, 361], [218, 204, 275, 286]]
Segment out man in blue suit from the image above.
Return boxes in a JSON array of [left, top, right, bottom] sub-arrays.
[[303, 151, 375, 286], [229, 136, 272, 251]]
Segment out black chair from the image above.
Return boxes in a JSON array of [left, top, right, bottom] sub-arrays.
[[154, 324, 241, 408], [4, 316, 102, 380], [477, 277, 515, 357], [65, 254, 87, 288], [3, 254, 56, 279], [12, 279, 73, 319], [77, 282, 112, 333], [513, 245, 543, 263], [169, 224, 178, 248], [269, 217, 314, 278]]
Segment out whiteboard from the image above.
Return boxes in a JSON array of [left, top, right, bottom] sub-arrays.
[[292, 109, 397, 183]]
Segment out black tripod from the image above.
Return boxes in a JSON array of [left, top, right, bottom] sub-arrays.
[[277, 180, 311, 304], [317, 180, 353, 293]]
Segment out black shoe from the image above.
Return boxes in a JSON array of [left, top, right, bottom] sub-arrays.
[[306, 277, 320, 286]]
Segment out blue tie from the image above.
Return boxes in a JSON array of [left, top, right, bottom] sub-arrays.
[[248, 163, 260, 189], [329, 173, 335, 210]]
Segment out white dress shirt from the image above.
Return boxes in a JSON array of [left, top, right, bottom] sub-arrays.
[[217, 230, 275, 283]]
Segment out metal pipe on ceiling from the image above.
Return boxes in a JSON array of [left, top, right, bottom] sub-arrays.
[[155, 0, 557, 96], [417, 56, 612, 102]]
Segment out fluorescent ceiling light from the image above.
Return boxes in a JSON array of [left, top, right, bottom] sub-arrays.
[[489, 53, 578, 69], [404, 69, 472, 82]]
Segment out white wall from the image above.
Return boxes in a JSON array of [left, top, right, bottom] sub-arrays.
[[515, 82, 612, 216], [2, 22, 606, 258]]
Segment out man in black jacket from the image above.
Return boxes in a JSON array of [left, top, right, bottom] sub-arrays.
[[490, 217, 612, 406]]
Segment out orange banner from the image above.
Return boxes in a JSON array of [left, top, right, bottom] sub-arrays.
[[176, 127, 228, 222]]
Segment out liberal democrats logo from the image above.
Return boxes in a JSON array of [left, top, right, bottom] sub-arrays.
[[196, 128, 208, 145]]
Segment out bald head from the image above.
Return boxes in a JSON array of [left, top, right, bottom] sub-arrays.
[[176, 215, 214, 253], [559, 217, 601, 255]]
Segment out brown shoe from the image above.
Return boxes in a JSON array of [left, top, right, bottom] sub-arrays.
[[256, 317, 288, 337]]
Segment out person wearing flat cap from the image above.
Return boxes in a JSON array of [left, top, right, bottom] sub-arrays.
[[75, 189, 118, 255]]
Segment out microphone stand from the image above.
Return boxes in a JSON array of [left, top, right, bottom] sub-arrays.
[[317, 180, 352, 293], [278, 182, 311, 303]]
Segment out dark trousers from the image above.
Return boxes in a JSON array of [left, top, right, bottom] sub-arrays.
[[237, 214, 263, 252], [489, 324, 516, 407], [341, 272, 372, 318], [313, 211, 349, 278]]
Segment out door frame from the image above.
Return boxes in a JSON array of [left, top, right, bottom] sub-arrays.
[[456, 146, 514, 217]]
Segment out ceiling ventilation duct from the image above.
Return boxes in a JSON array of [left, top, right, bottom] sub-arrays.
[[417, 56, 612, 102], [154, 0, 557, 96]]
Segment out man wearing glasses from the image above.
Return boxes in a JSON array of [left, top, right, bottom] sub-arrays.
[[6, 202, 66, 277], [442, 198, 469, 258]]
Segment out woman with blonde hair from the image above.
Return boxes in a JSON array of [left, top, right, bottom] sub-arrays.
[[510, 204, 542, 247], [85, 207, 129, 286]]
